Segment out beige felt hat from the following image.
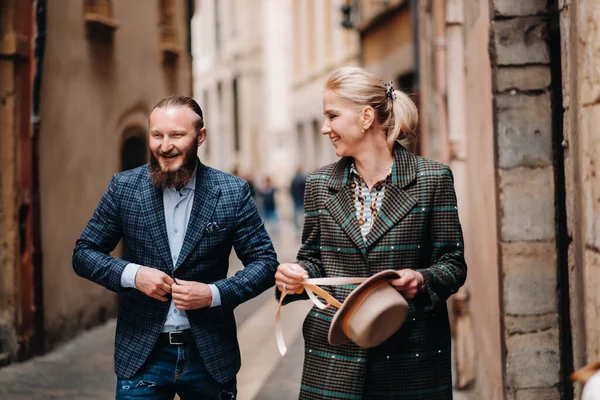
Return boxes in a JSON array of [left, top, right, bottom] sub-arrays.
[[328, 270, 409, 348]]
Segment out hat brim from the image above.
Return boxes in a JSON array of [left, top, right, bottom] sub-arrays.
[[328, 269, 402, 346]]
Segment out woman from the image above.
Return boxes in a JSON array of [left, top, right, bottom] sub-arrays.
[[276, 67, 467, 400]]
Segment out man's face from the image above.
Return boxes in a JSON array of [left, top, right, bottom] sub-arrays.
[[149, 106, 205, 172]]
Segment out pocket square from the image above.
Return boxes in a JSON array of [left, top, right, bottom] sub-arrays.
[[204, 222, 220, 233]]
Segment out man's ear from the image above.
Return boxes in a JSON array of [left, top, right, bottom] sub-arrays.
[[361, 106, 375, 130], [197, 127, 207, 146]]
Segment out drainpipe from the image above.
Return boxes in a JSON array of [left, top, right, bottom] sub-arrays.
[[548, 1, 573, 398], [31, 0, 46, 354]]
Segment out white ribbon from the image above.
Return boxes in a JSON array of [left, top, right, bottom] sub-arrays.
[[276, 277, 367, 356]]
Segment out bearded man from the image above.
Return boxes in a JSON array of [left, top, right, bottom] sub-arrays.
[[73, 95, 277, 399]]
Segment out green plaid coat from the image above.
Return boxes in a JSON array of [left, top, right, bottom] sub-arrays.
[[283, 144, 467, 399]]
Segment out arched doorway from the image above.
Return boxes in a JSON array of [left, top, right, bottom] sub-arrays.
[[120, 128, 147, 171]]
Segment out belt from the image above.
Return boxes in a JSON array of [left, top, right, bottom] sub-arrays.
[[158, 330, 194, 346]]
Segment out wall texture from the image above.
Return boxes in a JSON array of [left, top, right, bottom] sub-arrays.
[[561, 1, 600, 397], [37, 0, 191, 349], [0, 0, 23, 364]]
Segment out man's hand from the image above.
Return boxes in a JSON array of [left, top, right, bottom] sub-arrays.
[[390, 269, 425, 299], [171, 280, 213, 310], [135, 266, 174, 302]]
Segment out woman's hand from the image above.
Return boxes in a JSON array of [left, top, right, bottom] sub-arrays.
[[275, 263, 308, 294], [390, 269, 425, 299]]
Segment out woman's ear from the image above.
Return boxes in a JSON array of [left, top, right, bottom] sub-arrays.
[[361, 106, 375, 130]]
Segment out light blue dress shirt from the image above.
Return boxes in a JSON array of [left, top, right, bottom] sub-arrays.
[[120, 166, 221, 332]]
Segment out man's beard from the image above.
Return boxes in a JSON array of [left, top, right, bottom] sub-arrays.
[[149, 144, 198, 191]]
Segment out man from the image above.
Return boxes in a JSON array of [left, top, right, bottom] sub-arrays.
[[73, 95, 278, 399]]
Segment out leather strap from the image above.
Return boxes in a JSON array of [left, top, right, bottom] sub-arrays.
[[276, 277, 367, 356]]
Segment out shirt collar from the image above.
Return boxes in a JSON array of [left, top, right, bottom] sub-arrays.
[[167, 163, 198, 193], [185, 164, 198, 191], [349, 162, 393, 181]]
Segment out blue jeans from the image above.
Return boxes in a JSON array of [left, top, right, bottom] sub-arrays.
[[116, 342, 236, 399]]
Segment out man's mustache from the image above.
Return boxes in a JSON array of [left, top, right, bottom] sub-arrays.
[[156, 150, 181, 158]]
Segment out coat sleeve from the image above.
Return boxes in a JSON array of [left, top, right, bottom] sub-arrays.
[[276, 175, 325, 304], [213, 181, 278, 309], [418, 167, 467, 309], [72, 174, 129, 293]]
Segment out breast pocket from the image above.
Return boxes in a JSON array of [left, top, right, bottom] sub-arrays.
[[198, 226, 233, 255]]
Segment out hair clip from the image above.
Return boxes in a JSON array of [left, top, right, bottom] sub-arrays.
[[383, 81, 396, 101]]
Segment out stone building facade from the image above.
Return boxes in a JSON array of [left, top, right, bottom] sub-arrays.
[[290, 0, 360, 174], [560, 0, 600, 396], [193, 0, 359, 216], [193, 0, 300, 218], [0, 0, 192, 365], [413, 0, 600, 398]]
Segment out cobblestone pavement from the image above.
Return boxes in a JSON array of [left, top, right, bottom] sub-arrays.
[[0, 220, 470, 399]]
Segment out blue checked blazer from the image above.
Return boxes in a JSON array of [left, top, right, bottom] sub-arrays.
[[73, 161, 278, 383]]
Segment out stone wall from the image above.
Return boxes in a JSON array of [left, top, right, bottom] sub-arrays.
[[37, 0, 191, 350], [491, 0, 561, 398], [560, 0, 600, 397], [460, 0, 504, 397]]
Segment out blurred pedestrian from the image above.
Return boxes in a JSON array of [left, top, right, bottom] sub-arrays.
[[290, 166, 307, 232], [244, 173, 257, 199], [73, 95, 278, 399], [275, 67, 467, 399], [259, 175, 279, 235], [232, 165, 256, 199]]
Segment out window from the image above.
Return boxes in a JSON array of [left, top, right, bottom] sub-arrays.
[[312, 118, 321, 166], [296, 122, 305, 163], [214, 0, 221, 50], [159, 0, 180, 63], [232, 77, 241, 152], [84, 0, 118, 41]]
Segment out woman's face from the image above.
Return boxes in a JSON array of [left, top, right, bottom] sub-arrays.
[[321, 90, 365, 158]]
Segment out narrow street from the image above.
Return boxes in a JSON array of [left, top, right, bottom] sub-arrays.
[[0, 221, 468, 399]]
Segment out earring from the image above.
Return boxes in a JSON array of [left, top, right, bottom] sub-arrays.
[[361, 129, 365, 133]]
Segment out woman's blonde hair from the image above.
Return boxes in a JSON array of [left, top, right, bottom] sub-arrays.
[[324, 67, 419, 147]]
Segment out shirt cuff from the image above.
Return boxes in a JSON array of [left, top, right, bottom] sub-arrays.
[[121, 263, 142, 288], [209, 284, 221, 307]]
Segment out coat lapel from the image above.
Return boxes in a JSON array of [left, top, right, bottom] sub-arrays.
[[324, 157, 366, 252], [140, 168, 173, 269], [174, 162, 221, 271], [365, 144, 418, 248]]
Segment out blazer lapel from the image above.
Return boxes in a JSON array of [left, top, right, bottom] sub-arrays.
[[365, 144, 419, 248], [140, 170, 173, 269], [324, 157, 366, 252], [174, 162, 221, 271]]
